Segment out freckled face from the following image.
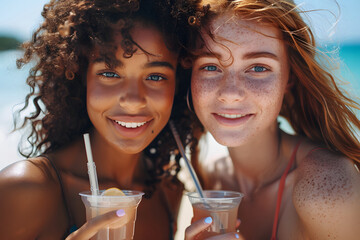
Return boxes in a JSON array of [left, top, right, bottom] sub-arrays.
[[86, 23, 177, 154], [191, 14, 290, 147]]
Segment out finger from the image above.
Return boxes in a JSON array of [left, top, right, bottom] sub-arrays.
[[207, 232, 245, 240], [185, 217, 213, 240], [66, 209, 126, 240]]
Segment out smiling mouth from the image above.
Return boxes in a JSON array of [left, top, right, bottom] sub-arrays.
[[113, 120, 149, 129], [216, 113, 247, 119]]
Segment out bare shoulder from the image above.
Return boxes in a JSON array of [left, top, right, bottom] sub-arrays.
[[0, 158, 62, 239], [293, 148, 360, 239]]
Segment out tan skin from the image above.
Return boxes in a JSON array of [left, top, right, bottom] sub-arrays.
[[0, 23, 184, 240], [186, 14, 360, 240]]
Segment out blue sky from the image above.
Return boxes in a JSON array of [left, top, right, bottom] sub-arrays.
[[0, 0, 359, 44]]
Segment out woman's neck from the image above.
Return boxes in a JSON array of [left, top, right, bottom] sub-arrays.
[[54, 130, 143, 189], [228, 126, 287, 197], [89, 131, 142, 188]]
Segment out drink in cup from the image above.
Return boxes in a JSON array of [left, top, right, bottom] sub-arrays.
[[80, 189, 144, 240], [187, 190, 244, 239]]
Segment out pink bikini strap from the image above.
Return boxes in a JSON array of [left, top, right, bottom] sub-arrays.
[[270, 141, 302, 240]]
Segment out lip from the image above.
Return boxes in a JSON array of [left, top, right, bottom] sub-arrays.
[[108, 116, 153, 138], [212, 112, 254, 126], [109, 116, 153, 122]]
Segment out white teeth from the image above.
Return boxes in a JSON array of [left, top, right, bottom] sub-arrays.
[[114, 120, 147, 128], [217, 113, 245, 119]]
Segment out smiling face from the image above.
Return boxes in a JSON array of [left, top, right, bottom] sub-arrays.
[[191, 13, 290, 147], [86, 22, 178, 154]]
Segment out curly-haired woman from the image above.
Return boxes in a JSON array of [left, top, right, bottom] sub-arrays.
[[0, 0, 196, 239], [183, 0, 360, 239]]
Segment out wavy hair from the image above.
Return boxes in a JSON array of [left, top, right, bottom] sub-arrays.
[[15, 0, 195, 196], [186, 0, 360, 165]]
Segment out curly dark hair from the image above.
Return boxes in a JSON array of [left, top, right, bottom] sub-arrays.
[[14, 0, 199, 197]]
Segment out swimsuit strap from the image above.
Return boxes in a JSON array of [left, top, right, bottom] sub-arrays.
[[307, 146, 326, 156], [270, 141, 302, 240], [41, 155, 76, 235]]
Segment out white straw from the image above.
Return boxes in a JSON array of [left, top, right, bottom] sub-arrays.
[[169, 121, 205, 198], [83, 133, 100, 196]]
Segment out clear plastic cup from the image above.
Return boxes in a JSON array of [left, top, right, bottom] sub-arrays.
[[80, 190, 144, 240], [187, 190, 244, 239]]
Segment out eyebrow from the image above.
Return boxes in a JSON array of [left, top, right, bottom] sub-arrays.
[[91, 58, 174, 70], [144, 61, 175, 70], [195, 50, 279, 62], [195, 51, 222, 59], [243, 51, 279, 61], [91, 57, 124, 67]]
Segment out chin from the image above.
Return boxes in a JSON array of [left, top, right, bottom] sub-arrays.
[[112, 140, 150, 155], [121, 147, 147, 154], [212, 134, 244, 148]]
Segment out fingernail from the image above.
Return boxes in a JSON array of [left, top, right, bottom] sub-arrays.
[[235, 233, 240, 239], [116, 209, 125, 217], [204, 217, 212, 224]]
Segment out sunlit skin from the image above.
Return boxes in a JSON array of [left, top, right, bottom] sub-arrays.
[[191, 14, 290, 148], [187, 13, 360, 240], [87, 23, 177, 155], [0, 22, 182, 240]]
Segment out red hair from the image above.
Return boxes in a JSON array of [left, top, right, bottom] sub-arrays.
[[191, 0, 360, 164]]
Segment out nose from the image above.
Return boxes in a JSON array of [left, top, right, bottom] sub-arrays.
[[217, 71, 245, 103], [118, 80, 146, 111]]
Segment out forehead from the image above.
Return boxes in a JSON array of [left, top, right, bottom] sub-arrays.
[[117, 23, 174, 57], [203, 13, 284, 52], [90, 22, 178, 65]]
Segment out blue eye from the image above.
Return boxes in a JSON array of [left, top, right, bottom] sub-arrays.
[[203, 65, 218, 71], [97, 72, 120, 78], [146, 74, 166, 81], [251, 66, 268, 72]]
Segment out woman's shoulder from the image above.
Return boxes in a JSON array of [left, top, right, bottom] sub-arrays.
[[0, 157, 57, 183], [294, 144, 360, 195], [292, 144, 360, 238], [0, 157, 63, 238]]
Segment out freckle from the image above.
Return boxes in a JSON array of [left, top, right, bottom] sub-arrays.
[[151, 130, 154, 134]]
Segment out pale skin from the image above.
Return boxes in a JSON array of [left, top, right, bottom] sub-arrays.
[[186, 13, 360, 240], [0, 23, 184, 240]]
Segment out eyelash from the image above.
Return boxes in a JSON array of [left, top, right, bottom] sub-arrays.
[[200, 65, 270, 74], [200, 65, 222, 72], [247, 65, 270, 73], [146, 74, 167, 81], [97, 72, 167, 82], [97, 72, 120, 78]]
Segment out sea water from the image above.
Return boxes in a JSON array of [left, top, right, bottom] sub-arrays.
[[0, 45, 359, 170]]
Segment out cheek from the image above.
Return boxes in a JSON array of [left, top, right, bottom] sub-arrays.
[[244, 74, 278, 95], [191, 74, 219, 104], [245, 74, 286, 114], [149, 84, 175, 116], [87, 84, 115, 113]]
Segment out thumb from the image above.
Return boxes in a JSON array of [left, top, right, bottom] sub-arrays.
[[185, 217, 213, 240]]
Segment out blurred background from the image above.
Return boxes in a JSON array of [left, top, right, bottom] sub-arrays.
[[0, 0, 359, 239]]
